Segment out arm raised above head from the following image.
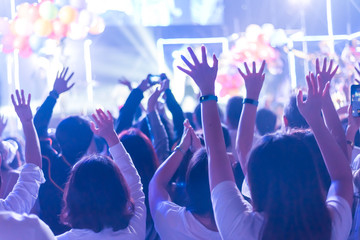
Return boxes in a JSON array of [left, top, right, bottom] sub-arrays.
[[297, 73, 353, 207], [178, 46, 233, 191], [235, 61, 265, 177], [11, 90, 41, 168]]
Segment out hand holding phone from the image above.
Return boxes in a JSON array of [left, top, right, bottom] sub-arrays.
[[351, 84, 360, 117]]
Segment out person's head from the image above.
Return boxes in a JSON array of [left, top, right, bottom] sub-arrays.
[[283, 95, 309, 129], [185, 148, 213, 217], [118, 128, 159, 195], [226, 96, 243, 129], [0, 139, 22, 171], [56, 116, 93, 163], [61, 155, 134, 232], [256, 108, 277, 136], [289, 129, 331, 193], [247, 133, 331, 239]]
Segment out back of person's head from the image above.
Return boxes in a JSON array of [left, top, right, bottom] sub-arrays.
[[61, 155, 134, 233], [256, 108, 277, 136], [247, 133, 331, 240], [226, 96, 243, 129], [290, 129, 331, 193], [185, 148, 213, 217], [118, 128, 159, 195], [1, 139, 22, 171], [55, 116, 93, 163], [283, 95, 309, 129]]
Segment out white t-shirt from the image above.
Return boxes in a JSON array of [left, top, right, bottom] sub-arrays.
[[211, 181, 352, 240], [0, 211, 55, 240], [56, 143, 146, 240], [154, 201, 221, 240], [0, 163, 45, 214]]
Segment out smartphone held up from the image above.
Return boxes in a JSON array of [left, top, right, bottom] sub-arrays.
[[351, 84, 360, 117]]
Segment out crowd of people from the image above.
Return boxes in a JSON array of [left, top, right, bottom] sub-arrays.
[[0, 45, 359, 239]]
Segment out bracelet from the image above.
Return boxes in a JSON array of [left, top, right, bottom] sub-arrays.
[[200, 95, 218, 103], [243, 98, 259, 107], [174, 145, 186, 155], [347, 140, 354, 149], [49, 90, 59, 99]]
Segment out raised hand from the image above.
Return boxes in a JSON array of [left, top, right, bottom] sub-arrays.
[[0, 115, 7, 137], [118, 77, 133, 91], [238, 61, 266, 100], [183, 119, 201, 152], [178, 124, 192, 152], [53, 67, 75, 95], [138, 74, 152, 92], [178, 46, 218, 95], [147, 81, 167, 112], [11, 90, 32, 123], [315, 58, 338, 90], [297, 73, 329, 125], [91, 109, 118, 147]]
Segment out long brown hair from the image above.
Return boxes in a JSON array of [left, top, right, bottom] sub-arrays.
[[248, 134, 331, 240], [61, 155, 134, 232]]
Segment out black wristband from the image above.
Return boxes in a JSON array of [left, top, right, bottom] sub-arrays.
[[49, 90, 59, 99], [200, 95, 218, 103], [243, 98, 258, 106]]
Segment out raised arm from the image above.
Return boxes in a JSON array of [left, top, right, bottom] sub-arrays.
[[149, 121, 195, 217], [178, 46, 232, 191], [345, 106, 360, 162], [91, 109, 146, 239], [34, 67, 74, 138], [11, 90, 41, 168], [315, 58, 347, 156], [235, 61, 265, 176], [297, 73, 353, 206], [115, 76, 151, 134], [147, 83, 170, 163], [0, 90, 45, 214], [162, 78, 186, 143]]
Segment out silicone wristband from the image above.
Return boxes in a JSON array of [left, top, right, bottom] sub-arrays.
[[243, 98, 259, 106], [199, 95, 218, 103]]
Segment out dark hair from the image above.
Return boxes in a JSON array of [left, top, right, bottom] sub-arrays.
[[284, 95, 309, 129], [256, 108, 277, 136], [226, 96, 243, 129], [61, 155, 134, 232], [56, 116, 93, 163], [247, 134, 331, 240], [118, 128, 159, 225], [185, 148, 213, 217], [119, 128, 159, 195], [290, 129, 331, 193]]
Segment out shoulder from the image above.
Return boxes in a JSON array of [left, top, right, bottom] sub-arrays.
[[0, 211, 55, 240], [327, 194, 352, 239]]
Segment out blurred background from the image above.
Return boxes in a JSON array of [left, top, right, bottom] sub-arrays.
[[0, 0, 360, 134]]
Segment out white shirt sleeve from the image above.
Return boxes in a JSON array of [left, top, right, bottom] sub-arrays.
[[0, 163, 45, 214], [327, 194, 352, 240], [109, 143, 146, 240], [211, 181, 263, 240]]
